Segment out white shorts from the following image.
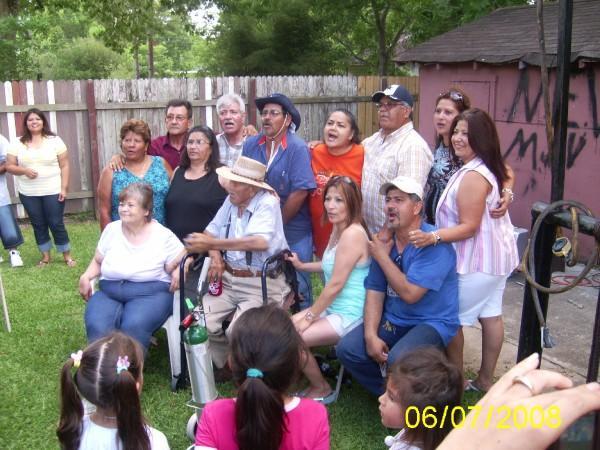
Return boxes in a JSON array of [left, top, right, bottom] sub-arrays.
[[323, 312, 363, 338], [458, 272, 509, 326]]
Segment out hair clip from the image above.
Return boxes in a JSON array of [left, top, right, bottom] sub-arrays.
[[246, 368, 264, 379], [116, 355, 130, 374], [70, 350, 83, 369]]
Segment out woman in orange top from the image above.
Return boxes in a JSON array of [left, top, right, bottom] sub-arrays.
[[309, 110, 364, 259]]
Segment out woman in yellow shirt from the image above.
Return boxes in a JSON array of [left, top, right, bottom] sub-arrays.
[[6, 108, 74, 266]]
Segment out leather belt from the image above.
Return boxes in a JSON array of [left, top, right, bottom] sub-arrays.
[[225, 262, 261, 278], [224, 262, 283, 278]]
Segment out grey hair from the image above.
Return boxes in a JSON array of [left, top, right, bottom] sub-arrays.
[[408, 193, 421, 203], [216, 93, 246, 113]]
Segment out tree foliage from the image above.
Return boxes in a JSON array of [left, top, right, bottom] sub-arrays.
[[0, 0, 205, 80], [208, 0, 344, 75], [0, 0, 531, 79], [209, 0, 529, 76], [39, 37, 125, 80]]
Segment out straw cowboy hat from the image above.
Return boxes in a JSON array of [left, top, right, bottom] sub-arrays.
[[216, 157, 274, 191]]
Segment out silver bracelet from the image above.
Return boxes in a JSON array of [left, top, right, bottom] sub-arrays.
[[501, 188, 515, 203]]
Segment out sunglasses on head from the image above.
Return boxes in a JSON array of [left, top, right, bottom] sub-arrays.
[[331, 175, 354, 184], [441, 90, 464, 102]]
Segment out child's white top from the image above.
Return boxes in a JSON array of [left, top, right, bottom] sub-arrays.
[[385, 429, 421, 450], [78, 415, 170, 450]]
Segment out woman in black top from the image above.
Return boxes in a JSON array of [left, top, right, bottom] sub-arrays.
[[165, 125, 227, 241]]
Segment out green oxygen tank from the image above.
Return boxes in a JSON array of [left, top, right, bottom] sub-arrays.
[[183, 298, 217, 405], [183, 298, 208, 344]]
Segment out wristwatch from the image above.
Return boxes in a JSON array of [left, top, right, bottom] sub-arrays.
[[432, 231, 442, 246]]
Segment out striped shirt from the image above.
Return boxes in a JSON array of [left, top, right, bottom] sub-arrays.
[[436, 157, 518, 275], [361, 122, 432, 234]]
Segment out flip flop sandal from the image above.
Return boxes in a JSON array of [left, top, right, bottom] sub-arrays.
[[37, 260, 50, 267], [313, 391, 338, 405], [464, 379, 486, 393], [294, 388, 310, 398], [64, 259, 77, 267]]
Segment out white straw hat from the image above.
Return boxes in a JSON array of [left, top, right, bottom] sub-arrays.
[[216, 156, 274, 191]]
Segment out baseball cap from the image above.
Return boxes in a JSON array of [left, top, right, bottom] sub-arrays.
[[379, 175, 423, 200], [372, 84, 413, 107]]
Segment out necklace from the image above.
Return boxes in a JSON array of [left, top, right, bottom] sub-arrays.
[[126, 155, 151, 177], [328, 230, 341, 249]]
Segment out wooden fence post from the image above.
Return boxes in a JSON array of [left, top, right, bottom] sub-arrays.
[[248, 78, 257, 127], [86, 80, 100, 218]]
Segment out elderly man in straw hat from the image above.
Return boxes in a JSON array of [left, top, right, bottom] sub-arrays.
[[184, 156, 290, 378]]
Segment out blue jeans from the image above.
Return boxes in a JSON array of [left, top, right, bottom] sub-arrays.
[[18, 193, 70, 252], [0, 204, 23, 249], [337, 319, 444, 395], [288, 232, 313, 310], [84, 280, 173, 351]]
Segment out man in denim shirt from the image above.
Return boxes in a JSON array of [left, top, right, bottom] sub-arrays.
[[242, 93, 316, 309]]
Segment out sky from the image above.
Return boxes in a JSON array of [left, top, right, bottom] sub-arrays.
[[190, 4, 219, 32]]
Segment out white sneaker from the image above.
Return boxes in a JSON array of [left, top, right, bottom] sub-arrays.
[[9, 250, 23, 267]]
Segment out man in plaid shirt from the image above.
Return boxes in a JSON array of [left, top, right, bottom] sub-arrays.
[[361, 85, 432, 234]]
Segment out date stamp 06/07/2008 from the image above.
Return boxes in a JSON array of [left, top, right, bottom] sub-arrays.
[[404, 405, 562, 430]]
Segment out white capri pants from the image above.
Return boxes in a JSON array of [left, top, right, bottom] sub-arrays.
[[458, 272, 510, 326]]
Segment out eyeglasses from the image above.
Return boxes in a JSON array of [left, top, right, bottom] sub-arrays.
[[375, 102, 405, 111], [260, 109, 285, 118], [166, 115, 188, 122], [187, 138, 210, 146]]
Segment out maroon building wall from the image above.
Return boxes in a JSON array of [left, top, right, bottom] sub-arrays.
[[417, 63, 599, 257]]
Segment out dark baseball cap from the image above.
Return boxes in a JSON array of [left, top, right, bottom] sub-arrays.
[[372, 84, 413, 107]]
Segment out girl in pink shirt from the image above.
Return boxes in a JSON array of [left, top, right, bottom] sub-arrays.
[[195, 305, 330, 450]]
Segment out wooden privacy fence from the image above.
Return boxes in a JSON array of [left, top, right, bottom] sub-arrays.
[[0, 75, 418, 216]]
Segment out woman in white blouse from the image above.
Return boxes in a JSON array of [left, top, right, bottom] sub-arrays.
[[6, 108, 74, 266], [79, 182, 185, 352]]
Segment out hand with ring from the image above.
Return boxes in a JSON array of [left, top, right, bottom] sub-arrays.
[[437, 352, 600, 450], [408, 229, 434, 248]]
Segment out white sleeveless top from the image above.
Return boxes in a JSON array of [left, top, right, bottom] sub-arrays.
[[436, 157, 518, 275]]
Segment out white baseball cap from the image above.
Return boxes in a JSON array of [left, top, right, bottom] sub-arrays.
[[379, 175, 423, 200]]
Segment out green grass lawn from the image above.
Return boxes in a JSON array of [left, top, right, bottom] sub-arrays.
[[0, 219, 481, 449]]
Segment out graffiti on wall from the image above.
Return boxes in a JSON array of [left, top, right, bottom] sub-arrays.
[[501, 67, 599, 195]]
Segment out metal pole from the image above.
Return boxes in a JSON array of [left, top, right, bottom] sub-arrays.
[[517, 0, 573, 362], [0, 273, 11, 332]]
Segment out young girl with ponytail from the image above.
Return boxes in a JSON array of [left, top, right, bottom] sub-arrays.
[[195, 305, 330, 450], [57, 331, 169, 450]]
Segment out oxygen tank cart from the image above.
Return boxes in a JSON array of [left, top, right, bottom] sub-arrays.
[[179, 255, 218, 441]]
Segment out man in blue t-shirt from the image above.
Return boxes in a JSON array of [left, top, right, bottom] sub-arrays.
[[337, 176, 459, 395], [242, 93, 316, 309]]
